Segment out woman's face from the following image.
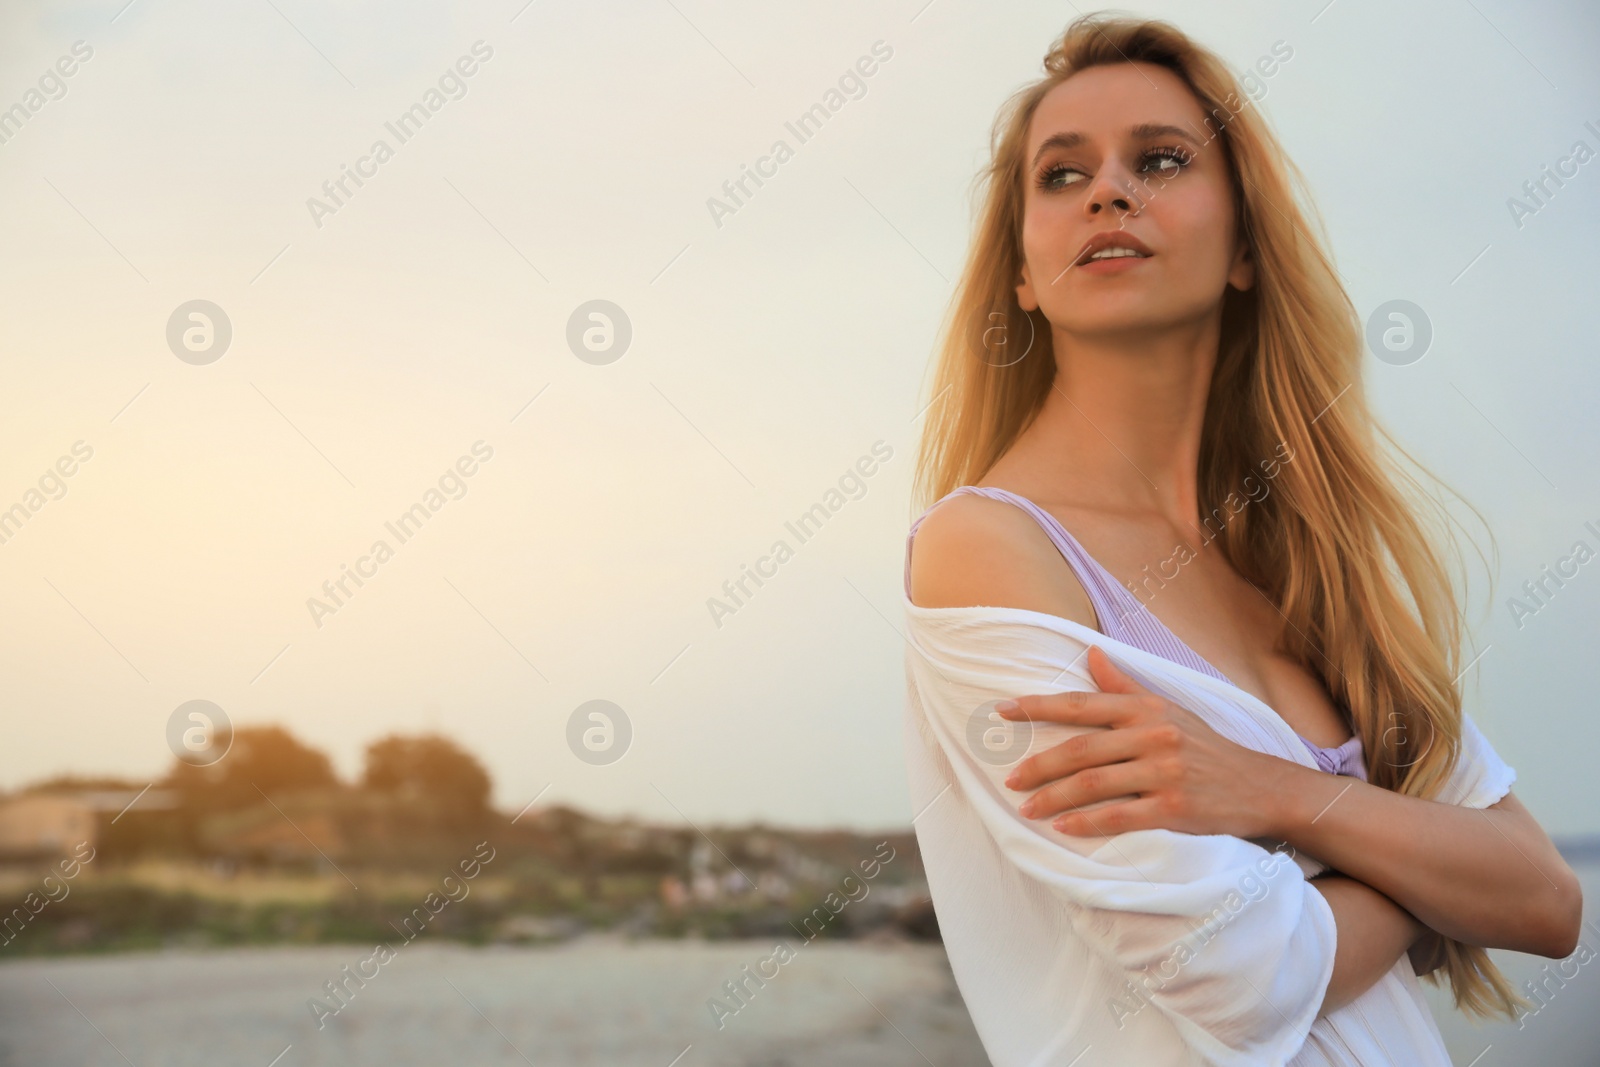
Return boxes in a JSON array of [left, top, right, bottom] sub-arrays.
[[1015, 61, 1254, 338]]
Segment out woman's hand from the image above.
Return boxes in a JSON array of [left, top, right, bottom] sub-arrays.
[[998, 645, 1295, 839]]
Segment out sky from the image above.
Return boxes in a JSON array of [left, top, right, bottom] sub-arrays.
[[0, 0, 1597, 836]]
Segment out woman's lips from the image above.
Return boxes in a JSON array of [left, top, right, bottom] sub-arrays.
[[1076, 253, 1152, 274]]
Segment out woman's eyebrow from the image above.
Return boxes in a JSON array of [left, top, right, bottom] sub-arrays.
[[1030, 123, 1200, 167]]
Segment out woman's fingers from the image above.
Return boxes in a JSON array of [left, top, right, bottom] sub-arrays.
[[1050, 796, 1166, 837], [1016, 757, 1163, 820], [995, 647, 1165, 728], [1086, 645, 1150, 695], [1005, 723, 1150, 792], [995, 688, 1154, 729]]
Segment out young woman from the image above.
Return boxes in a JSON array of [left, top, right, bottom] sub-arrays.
[[902, 15, 1581, 1066]]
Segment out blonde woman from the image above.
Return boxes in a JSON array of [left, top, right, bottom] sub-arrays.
[[902, 15, 1581, 1066]]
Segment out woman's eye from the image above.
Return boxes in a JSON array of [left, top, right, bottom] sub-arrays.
[[1036, 164, 1082, 191], [1034, 146, 1190, 192], [1142, 146, 1190, 178]]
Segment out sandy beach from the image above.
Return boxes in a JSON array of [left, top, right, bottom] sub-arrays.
[[2, 866, 1595, 1066]]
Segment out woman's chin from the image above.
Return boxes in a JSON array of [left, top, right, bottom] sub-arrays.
[[1046, 307, 1179, 338]]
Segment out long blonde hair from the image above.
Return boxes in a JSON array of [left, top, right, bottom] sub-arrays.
[[912, 14, 1519, 1019]]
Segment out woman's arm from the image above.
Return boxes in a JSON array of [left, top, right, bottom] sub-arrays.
[[1264, 764, 1581, 959], [915, 511, 1440, 1023], [1311, 873, 1429, 1013], [999, 647, 1583, 961]]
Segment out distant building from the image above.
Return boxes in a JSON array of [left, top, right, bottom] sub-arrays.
[[0, 789, 176, 859], [0, 795, 92, 857]]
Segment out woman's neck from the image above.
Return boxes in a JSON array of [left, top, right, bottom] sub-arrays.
[[1002, 321, 1221, 533]]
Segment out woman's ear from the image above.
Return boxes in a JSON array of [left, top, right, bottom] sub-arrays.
[[1016, 262, 1040, 311], [1227, 236, 1256, 292]]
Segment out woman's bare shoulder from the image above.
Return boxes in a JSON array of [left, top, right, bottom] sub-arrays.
[[908, 492, 1099, 628]]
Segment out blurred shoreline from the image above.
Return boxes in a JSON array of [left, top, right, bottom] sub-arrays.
[[0, 726, 938, 959]]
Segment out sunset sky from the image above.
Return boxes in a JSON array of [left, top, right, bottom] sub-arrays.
[[1, 0, 1596, 835]]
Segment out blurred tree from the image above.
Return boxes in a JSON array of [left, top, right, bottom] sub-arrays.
[[163, 725, 339, 811], [361, 733, 491, 823]]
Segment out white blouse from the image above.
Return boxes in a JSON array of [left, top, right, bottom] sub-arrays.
[[902, 601, 1518, 1067]]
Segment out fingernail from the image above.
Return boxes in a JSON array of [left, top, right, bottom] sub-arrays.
[[1019, 799, 1035, 817], [994, 699, 1018, 714], [1004, 772, 1019, 788]]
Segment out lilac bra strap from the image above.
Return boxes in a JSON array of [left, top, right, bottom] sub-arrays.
[[907, 485, 1368, 779], [906, 486, 1232, 686]]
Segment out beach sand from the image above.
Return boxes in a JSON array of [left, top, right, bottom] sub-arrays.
[[2, 867, 1595, 1066]]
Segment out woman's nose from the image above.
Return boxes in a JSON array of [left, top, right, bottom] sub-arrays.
[[1083, 162, 1146, 218]]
